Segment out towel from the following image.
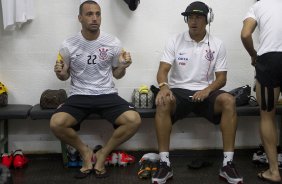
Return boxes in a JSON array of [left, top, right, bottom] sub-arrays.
[[1, 0, 34, 30]]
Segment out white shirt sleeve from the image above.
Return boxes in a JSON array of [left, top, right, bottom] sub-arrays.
[[214, 42, 227, 72], [161, 36, 175, 65], [243, 3, 257, 21]]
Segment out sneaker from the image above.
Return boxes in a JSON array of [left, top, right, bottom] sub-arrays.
[[252, 145, 282, 168], [13, 150, 28, 169], [1, 153, 13, 168], [150, 161, 158, 178], [118, 151, 135, 166], [252, 145, 268, 166], [152, 162, 173, 184], [138, 159, 151, 179], [219, 161, 243, 184], [105, 152, 118, 166], [66, 145, 80, 167]]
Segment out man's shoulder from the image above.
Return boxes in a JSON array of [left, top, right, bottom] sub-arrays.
[[169, 31, 186, 40], [100, 31, 121, 46], [209, 35, 224, 45], [62, 32, 81, 45]]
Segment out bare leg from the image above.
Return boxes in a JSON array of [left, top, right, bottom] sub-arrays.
[[214, 93, 237, 152], [256, 81, 281, 182], [50, 112, 93, 172], [94, 111, 141, 171], [154, 96, 176, 152]]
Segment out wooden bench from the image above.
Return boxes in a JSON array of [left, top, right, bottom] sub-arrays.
[[0, 104, 32, 152]]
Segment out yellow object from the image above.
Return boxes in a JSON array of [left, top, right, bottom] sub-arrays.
[[139, 85, 149, 94], [0, 82, 7, 94], [57, 53, 63, 62]]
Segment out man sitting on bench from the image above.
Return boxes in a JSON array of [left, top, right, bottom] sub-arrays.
[[152, 2, 243, 184], [50, 0, 141, 179]]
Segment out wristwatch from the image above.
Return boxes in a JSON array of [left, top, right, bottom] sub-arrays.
[[158, 82, 169, 89]]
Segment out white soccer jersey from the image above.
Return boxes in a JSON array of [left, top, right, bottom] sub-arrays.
[[161, 31, 227, 91], [60, 31, 122, 96], [244, 0, 282, 55]]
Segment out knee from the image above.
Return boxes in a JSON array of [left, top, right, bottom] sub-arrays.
[[129, 111, 142, 128], [219, 93, 236, 111], [156, 96, 174, 114], [121, 111, 141, 129], [50, 114, 66, 131]]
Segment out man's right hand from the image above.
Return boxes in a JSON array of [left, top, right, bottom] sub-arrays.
[[54, 53, 69, 81], [54, 59, 64, 74]]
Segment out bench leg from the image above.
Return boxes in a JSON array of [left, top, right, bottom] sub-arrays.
[[61, 141, 68, 167], [0, 120, 8, 153], [279, 116, 282, 147]]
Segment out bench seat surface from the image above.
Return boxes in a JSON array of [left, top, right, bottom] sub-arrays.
[[0, 104, 32, 119]]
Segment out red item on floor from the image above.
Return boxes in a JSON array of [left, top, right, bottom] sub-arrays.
[[13, 150, 28, 169], [1, 153, 13, 168], [118, 151, 135, 166]]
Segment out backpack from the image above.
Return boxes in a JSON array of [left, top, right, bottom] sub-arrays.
[[229, 85, 251, 106]]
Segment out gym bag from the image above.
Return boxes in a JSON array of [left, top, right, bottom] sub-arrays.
[[229, 85, 251, 106], [132, 85, 154, 108], [40, 89, 67, 109]]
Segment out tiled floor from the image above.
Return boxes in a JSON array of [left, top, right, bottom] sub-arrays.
[[6, 149, 281, 184]]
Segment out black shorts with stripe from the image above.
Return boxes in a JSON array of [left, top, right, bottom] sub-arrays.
[[171, 88, 226, 125], [54, 94, 136, 131]]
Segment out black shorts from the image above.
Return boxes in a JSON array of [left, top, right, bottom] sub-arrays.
[[54, 94, 136, 131], [171, 88, 226, 125], [256, 52, 282, 90]]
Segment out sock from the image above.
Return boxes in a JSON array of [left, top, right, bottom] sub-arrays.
[[160, 152, 170, 166], [223, 152, 234, 166]]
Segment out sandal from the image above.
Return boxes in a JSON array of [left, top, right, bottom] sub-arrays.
[[74, 169, 93, 179], [258, 171, 281, 184], [94, 168, 109, 178]]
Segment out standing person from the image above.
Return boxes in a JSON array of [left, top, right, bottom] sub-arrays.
[[50, 0, 141, 179], [241, 0, 282, 183], [152, 1, 243, 184]]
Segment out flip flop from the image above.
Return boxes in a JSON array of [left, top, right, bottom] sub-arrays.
[[258, 171, 281, 184], [74, 168, 93, 179], [94, 168, 109, 178]]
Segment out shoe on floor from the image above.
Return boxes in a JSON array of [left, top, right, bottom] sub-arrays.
[[219, 161, 243, 184], [13, 150, 28, 169], [1, 153, 13, 169], [118, 151, 135, 166], [151, 161, 173, 184], [138, 159, 151, 179]]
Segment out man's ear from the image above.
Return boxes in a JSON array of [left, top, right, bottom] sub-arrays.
[[78, 15, 82, 23]]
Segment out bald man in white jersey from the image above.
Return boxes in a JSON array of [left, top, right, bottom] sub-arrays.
[[50, 0, 141, 179]]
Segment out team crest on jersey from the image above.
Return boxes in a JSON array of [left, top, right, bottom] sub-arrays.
[[98, 47, 109, 61], [205, 49, 215, 62]]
